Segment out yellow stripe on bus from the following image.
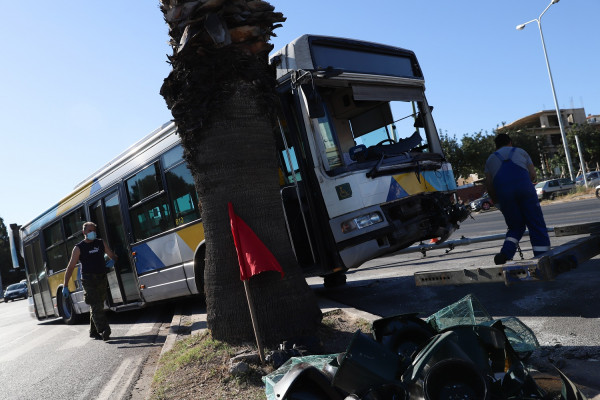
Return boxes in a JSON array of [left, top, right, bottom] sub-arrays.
[[177, 223, 205, 252], [393, 173, 437, 195], [56, 182, 94, 217]]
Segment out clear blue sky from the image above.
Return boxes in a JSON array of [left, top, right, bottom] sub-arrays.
[[1, 1, 598, 226]]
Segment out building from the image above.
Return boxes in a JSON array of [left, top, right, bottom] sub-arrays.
[[587, 114, 600, 125], [497, 108, 588, 177]]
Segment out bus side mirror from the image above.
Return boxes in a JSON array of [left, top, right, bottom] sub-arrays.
[[301, 84, 325, 118]]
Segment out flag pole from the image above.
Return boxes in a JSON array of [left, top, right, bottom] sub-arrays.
[[242, 280, 265, 364]]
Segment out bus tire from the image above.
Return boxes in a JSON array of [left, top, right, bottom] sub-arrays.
[[194, 245, 206, 301], [323, 271, 347, 288], [58, 287, 82, 325]]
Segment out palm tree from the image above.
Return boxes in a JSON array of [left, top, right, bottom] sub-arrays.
[[159, 0, 322, 344]]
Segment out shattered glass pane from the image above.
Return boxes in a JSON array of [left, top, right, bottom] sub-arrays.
[[493, 316, 539, 356], [426, 294, 493, 331], [426, 294, 539, 358], [263, 354, 338, 400]]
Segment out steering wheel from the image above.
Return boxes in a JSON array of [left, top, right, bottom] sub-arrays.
[[376, 138, 396, 146]]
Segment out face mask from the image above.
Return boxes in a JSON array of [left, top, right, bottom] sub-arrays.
[[86, 231, 97, 241]]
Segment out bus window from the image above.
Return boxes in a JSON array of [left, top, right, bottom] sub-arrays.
[[63, 207, 85, 256], [43, 221, 67, 272], [162, 144, 184, 169], [165, 162, 200, 226], [127, 163, 163, 205], [314, 114, 342, 169], [126, 162, 174, 241]]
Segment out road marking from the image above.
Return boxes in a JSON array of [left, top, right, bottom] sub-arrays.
[[96, 357, 135, 400], [0, 325, 63, 362]]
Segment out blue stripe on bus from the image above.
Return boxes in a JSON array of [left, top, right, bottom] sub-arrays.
[[133, 243, 166, 274], [387, 178, 410, 201]]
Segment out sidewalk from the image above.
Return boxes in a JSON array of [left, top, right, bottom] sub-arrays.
[[159, 297, 380, 358]]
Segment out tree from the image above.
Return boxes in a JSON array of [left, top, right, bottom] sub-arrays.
[[439, 130, 465, 181], [460, 131, 495, 176], [566, 124, 600, 173], [158, 1, 322, 344]]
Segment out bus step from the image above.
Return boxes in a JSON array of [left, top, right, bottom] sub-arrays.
[[110, 301, 145, 313]]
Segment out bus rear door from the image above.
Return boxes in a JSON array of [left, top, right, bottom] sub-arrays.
[[89, 190, 141, 305]]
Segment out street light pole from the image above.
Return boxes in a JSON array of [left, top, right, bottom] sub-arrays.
[[516, 0, 576, 181]]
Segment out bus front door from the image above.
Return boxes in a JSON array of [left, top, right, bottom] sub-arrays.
[[90, 191, 141, 304]]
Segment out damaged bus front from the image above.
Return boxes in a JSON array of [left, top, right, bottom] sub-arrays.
[[272, 35, 469, 277]]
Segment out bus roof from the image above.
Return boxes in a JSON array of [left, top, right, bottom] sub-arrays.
[[21, 121, 178, 236], [270, 34, 422, 82]]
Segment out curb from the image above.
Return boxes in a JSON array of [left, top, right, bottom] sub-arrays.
[[159, 296, 380, 358]]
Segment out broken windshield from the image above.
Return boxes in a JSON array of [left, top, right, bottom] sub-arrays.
[[309, 85, 436, 174]]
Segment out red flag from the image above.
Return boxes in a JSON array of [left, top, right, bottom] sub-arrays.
[[228, 202, 284, 281]]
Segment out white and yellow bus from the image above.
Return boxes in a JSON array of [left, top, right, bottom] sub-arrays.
[[10, 35, 468, 323]]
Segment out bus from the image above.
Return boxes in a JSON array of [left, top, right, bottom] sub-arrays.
[[10, 34, 468, 323]]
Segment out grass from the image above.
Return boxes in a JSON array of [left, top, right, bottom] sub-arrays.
[[152, 331, 233, 390], [150, 330, 268, 400]]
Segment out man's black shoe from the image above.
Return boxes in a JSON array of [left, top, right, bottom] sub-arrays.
[[101, 330, 111, 341], [90, 331, 102, 340], [494, 253, 508, 265]]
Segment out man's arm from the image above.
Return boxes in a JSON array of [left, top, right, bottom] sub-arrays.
[[63, 246, 81, 287], [103, 239, 118, 260], [485, 172, 498, 204]]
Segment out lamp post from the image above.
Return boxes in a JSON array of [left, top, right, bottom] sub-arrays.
[[517, 0, 575, 181]]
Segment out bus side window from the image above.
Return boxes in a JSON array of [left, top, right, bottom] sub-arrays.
[[126, 163, 174, 241], [165, 162, 201, 226]]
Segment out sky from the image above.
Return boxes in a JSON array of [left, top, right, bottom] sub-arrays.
[[0, 1, 598, 227]]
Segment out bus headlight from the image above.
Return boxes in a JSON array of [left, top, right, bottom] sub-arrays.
[[341, 212, 383, 233]]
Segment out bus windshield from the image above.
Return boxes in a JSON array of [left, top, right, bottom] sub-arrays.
[[309, 84, 435, 173]]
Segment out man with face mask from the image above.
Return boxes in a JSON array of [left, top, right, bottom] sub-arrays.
[[62, 221, 118, 340]]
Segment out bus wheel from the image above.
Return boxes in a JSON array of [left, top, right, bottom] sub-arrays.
[[323, 271, 347, 288], [58, 288, 81, 325]]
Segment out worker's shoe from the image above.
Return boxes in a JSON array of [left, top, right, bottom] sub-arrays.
[[494, 253, 508, 265], [101, 329, 111, 341], [90, 331, 102, 340]]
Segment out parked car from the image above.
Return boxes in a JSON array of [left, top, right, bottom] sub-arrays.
[[3, 282, 28, 302], [535, 178, 576, 200], [596, 184, 600, 199], [470, 193, 494, 211], [575, 171, 600, 187]]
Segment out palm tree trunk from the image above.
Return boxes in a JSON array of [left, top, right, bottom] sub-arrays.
[[159, 0, 322, 344]]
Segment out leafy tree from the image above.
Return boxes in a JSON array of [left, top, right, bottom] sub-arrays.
[[460, 131, 495, 176], [566, 124, 600, 173], [440, 130, 465, 180], [158, 0, 321, 344]]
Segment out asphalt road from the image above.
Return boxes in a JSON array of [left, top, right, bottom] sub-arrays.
[[0, 298, 172, 400], [309, 196, 600, 394]]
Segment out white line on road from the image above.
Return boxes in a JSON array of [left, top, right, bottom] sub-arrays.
[[96, 357, 136, 400]]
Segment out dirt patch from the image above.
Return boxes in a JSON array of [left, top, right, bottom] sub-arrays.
[[147, 309, 368, 400]]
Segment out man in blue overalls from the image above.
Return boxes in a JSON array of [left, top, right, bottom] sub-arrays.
[[484, 133, 550, 265]]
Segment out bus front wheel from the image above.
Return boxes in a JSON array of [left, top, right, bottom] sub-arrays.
[[58, 287, 82, 325], [323, 271, 347, 288]]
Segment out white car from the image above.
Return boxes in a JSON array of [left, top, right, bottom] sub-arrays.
[[535, 178, 576, 200], [596, 184, 600, 199], [576, 171, 600, 188]]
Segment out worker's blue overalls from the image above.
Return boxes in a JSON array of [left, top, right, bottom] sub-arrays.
[[493, 147, 550, 259]]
